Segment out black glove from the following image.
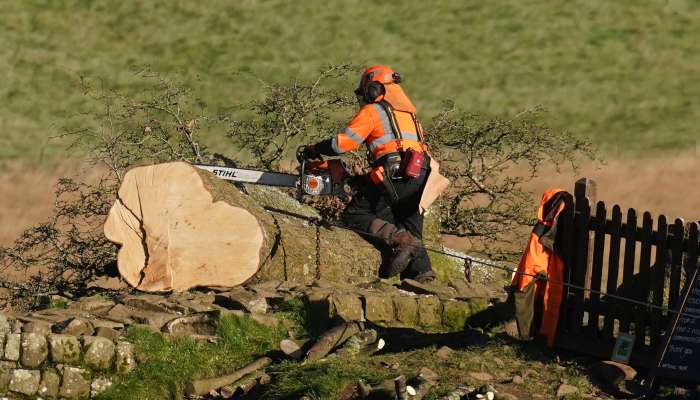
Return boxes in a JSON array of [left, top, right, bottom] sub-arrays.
[[299, 145, 322, 161]]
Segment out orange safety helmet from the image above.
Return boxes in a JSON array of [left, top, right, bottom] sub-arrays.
[[355, 65, 399, 103], [355, 65, 417, 113]]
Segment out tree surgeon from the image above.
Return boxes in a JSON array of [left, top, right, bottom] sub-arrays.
[[301, 65, 436, 283]]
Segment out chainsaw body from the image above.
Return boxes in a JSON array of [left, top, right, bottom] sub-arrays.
[[299, 159, 347, 197]]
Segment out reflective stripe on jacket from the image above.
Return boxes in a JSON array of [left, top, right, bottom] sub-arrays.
[[331, 103, 424, 161]]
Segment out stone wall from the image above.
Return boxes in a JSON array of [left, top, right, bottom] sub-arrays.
[[0, 315, 135, 399], [303, 279, 500, 332], [0, 273, 505, 398]]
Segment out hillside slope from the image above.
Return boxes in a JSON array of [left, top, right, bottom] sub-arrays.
[[1, 0, 699, 161]]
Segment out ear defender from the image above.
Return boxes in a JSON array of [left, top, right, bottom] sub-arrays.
[[364, 81, 386, 103], [355, 68, 402, 104]]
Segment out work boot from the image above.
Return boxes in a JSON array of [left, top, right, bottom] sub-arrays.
[[412, 270, 437, 284], [369, 219, 424, 277]]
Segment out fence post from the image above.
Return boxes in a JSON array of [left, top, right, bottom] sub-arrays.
[[577, 178, 597, 296], [569, 178, 596, 331], [575, 178, 597, 205]]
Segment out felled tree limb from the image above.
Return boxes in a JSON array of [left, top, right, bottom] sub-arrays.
[[335, 329, 386, 358], [184, 356, 272, 395], [362, 378, 395, 400], [438, 386, 473, 400], [410, 367, 438, 400], [395, 375, 408, 400], [219, 370, 268, 398], [304, 320, 364, 362], [357, 376, 416, 400], [280, 338, 310, 360]]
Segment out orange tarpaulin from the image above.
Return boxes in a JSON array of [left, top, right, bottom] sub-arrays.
[[512, 188, 569, 347]]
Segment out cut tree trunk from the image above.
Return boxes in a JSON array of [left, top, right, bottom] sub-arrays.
[[104, 162, 381, 292]]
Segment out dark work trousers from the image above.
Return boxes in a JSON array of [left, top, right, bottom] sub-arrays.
[[342, 165, 432, 279]]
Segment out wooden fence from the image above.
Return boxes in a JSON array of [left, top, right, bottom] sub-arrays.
[[556, 178, 699, 367]]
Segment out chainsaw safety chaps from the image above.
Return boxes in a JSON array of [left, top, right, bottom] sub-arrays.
[[513, 280, 537, 341], [343, 172, 432, 279]]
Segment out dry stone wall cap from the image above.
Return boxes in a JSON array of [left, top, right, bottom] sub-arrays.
[[22, 320, 53, 336], [331, 294, 364, 322], [416, 296, 442, 327], [60, 318, 95, 336], [95, 326, 121, 341], [363, 295, 395, 322]]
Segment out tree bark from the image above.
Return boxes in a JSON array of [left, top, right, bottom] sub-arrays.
[[104, 162, 381, 292]]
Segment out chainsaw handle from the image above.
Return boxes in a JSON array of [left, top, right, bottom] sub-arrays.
[[296, 145, 323, 164], [297, 158, 305, 201]]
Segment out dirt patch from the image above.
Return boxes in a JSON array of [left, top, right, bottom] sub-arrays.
[[527, 153, 700, 221], [0, 162, 68, 246], [0, 162, 107, 246], [444, 153, 700, 255]]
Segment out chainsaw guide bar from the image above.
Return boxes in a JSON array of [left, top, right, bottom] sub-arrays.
[[194, 165, 299, 188]]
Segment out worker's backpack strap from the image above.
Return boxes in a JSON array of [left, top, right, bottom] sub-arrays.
[[410, 113, 426, 145], [378, 100, 403, 148], [378, 100, 424, 145]]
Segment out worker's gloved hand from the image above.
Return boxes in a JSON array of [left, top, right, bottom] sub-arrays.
[[299, 145, 322, 161]]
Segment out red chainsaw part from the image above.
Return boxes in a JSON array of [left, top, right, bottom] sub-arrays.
[[305, 159, 348, 185]]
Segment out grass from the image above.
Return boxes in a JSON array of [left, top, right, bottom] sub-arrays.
[[263, 359, 392, 400], [96, 314, 285, 400], [260, 334, 597, 400], [91, 302, 599, 400], [104, 302, 598, 400], [2, 1, 700, 162]]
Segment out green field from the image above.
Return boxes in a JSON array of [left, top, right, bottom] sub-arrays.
[[2, 0, 699, 162]]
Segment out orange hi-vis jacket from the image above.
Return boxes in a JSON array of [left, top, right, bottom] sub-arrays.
[[331, 82, 425, 162], [332, 103, 424, 161], [512, 188, 569, 347]]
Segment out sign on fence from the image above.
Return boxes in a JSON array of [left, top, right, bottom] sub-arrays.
[[651, 268, 700, 383]]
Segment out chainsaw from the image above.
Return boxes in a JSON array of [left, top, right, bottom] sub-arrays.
[[194, 147, 348, 199]]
